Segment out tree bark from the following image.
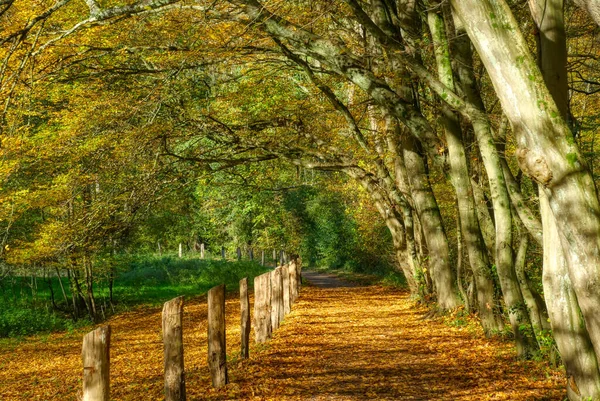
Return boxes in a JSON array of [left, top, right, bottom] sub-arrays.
[[446, 8, 535, 354], [162, 297, 185, 401], [207, 284, 228, 388], [402, 135, 460, 309], [452, 0, 600, 394]]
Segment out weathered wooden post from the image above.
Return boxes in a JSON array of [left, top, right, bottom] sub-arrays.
[[221, 246, 225, 259], [273, 249, 277, 265], [279, 250, 284, 265], [163, 297, 185, 401], [282, 264, 291, 315], [254, 272, 272, 343], [240, 278, 250, 359], [207, 284, 228, 388], [270, 268, 283, 331], [289, 261, 298, 305], [82, 325, 111, 401], [178, 243, 183, 258], [236, 247, 242, 261], [249, 248, 254, 261], [261, 250, 265, 266], [200, 243, 205, 259]]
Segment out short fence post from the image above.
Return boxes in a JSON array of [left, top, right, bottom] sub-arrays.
[[208, 284, 228, 388], [236, 247, 241, 261], [221, 246, 225, 259], [240, 278, 250, 359], [270, 268, 283, 331], [178, 243, 183, 258], [261, 250, 265, 266], [273, 249, 277, 265], [200, 243, 205, 259], [254, 272, 272, 343], [249, 248, 254, 261], [163, 297, 185, 401], [82, 325, 111, 401]]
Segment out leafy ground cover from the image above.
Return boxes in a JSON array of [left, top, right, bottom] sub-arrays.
[[0, 275, 564, 400]]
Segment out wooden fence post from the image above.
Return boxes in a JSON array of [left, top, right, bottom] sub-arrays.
[[289, 261, 298, 305], [282, 264, 291, 315], [163, 297, 185, 401], [273, 249, 277, 265], [208, 284, 228, 388], [178, 243, 183, 258], [237, 247, 242, 261], [261, 250, 265, 266], [221, 246, 225, 259], [82, 325, 110, 401], [249, 248, 254, 261], [200, 243, 205, 259], [270, 268, 283, 331], [254, 272, 272, 343], [240, 278, 250, 359]]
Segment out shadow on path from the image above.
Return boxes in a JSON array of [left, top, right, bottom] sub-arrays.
[[227, 275, 564, 400], [302, 270, 358, 288]]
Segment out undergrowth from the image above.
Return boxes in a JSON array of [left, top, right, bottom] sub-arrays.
[[0, 254, 269, 338]]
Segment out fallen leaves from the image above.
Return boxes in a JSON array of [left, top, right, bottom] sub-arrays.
[[0, 284, 565, 400]]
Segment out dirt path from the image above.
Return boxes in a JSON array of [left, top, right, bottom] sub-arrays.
[[0, 272, 564, 400], [301, 270, 358, 288]]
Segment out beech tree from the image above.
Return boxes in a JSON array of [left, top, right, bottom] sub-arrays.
[[2, 0, 600, 398]]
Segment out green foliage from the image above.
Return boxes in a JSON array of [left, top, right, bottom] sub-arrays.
[[0, 256, 269, 338]]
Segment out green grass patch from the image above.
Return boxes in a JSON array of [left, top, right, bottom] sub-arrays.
[[0, 254, 270, 338]]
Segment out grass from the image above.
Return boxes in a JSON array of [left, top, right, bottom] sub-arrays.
[[0, 254, 271, 338]]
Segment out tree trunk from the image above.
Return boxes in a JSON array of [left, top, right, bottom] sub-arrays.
[[541, 192, 600, 399], [402, 134, 460, 309], [445, 8, 535, 355], [82, 325, 110, 401], [240, 278, 250, 359], [428, 10, 504, 334], [452, 0, 600, 394], [162, 297, 185, 401], [55, 268, 69, 306], [207, 284, 228, 388]]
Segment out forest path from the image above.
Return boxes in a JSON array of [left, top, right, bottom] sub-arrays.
[[226, 271, 564, 401], [0, 272, 564, 400]]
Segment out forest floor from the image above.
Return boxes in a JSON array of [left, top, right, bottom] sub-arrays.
[[0, 271, 565, 400]]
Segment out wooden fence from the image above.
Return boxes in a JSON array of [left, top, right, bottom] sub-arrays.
[[80, 257, 302, 400]]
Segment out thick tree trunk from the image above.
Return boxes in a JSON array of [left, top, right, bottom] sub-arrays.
[[452, 0, 600, 394], [401, 135, 460, 309], [541, 193, 600, 399], [428, 10, 504, 334]]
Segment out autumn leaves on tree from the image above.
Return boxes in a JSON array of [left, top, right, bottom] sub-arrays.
[[2, 0, 600, 399]]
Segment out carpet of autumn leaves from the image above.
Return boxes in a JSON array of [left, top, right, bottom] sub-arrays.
[[0, 277, 565, 400]]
